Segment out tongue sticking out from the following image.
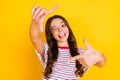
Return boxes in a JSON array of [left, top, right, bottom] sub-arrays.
[[58, 33, 66, 39]]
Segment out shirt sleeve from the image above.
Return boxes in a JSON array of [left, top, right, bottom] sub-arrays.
[[78, 48, 85, 54], [35, 43, 48, 68]]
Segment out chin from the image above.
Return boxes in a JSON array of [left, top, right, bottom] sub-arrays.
[[58, 38, 68, 42]]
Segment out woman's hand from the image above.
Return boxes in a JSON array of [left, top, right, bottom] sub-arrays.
[[68, 38, 106, 68], [32, 5, 59, 32]]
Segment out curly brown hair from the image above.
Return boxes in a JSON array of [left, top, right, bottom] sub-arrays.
[[44, 15, 85, 78]]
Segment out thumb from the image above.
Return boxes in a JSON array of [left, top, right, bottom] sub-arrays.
[[84, 38, 93, 50]]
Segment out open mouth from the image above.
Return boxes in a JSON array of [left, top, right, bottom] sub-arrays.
[[58, 32, 66, 39]]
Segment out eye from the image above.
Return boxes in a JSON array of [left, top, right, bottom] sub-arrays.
[[61, 24, 66, 27], [52, 27, 57, 30]]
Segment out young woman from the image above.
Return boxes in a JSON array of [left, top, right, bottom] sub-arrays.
[[30, 5, 106, 80]]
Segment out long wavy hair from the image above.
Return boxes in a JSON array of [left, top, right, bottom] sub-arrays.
[[44, 15, 85, 78]]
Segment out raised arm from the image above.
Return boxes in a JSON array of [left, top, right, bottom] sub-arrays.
[[29, 5, 59, 58]]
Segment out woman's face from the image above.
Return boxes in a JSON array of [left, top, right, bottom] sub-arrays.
[[50, 18, 69, 44]]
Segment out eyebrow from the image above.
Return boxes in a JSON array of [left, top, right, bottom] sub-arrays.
[[50, 26, 56, 30], [50, 21, 65, 29]]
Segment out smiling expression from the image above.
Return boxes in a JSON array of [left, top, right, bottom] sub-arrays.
[[50, 18, 69, 44]]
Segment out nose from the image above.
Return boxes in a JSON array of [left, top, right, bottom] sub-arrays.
[[58, 27, 63, 32]]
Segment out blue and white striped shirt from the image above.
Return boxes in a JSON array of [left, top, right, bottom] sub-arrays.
[[36, 43, 86, 80]]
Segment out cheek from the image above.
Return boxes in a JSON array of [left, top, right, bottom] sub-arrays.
[[64, 27, 69, 32], [65, 28, 69, 35], [51, 31, 58, 37], [66, 29, 69, 38]]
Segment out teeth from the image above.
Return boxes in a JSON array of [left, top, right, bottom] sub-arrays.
[[59, 33, 66, 38]]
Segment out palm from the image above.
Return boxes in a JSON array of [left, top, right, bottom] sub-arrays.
[[69, 38, 101, 68]]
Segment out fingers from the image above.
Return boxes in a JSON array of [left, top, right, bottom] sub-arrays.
[[32, 4, 60, 21], [47, 4, 60, 14], [68, 55, 83, 62], [84, 38, 93, 50], [32, 6, 45, 20], [32, 5, 38, 16], [32, 5, 40, 19], [68, 55, 89, 68], [31, 4, 59, 32], [36, 8, 47, 20]]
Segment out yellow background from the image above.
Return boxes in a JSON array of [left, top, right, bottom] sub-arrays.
[[0, 0, 120, 80]]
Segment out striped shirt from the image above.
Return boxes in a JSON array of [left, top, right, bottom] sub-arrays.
[[36, 43, 85, 80]]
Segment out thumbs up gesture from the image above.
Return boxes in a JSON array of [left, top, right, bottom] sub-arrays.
[[68, 38, 106, 68]]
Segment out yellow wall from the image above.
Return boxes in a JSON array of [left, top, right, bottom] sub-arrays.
[[0, 0, 120, 80]]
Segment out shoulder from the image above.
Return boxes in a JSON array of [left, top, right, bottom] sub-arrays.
[[78, 48, 85, 54], [43, 43, 49, 50]]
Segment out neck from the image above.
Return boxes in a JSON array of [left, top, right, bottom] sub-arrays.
[[57, 41, 69, 47]]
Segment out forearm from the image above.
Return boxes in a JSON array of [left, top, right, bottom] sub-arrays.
[[29, 20, 44, 54], [30, 20, 41, 42]]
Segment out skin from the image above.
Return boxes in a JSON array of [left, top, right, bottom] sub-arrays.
[[50, 18, 69, 47], [68, 38, 106, 68], [30, 5, 106, 68], [30, 5, 59, 58]]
